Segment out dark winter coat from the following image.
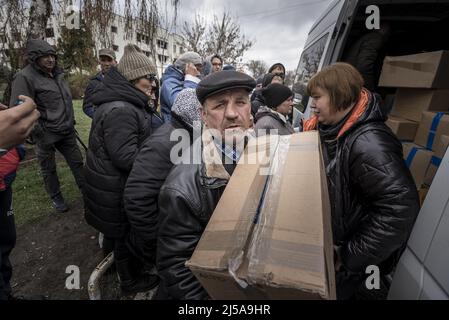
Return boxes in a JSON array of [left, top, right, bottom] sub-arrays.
[[10, 40, 74, 143], [304, 90, 419, 275], [82, 72, 103, 118], [251, 92, 266, 117], [254, 106, 295, 136], [83, 67, 161, 239], [343, 32, 387, 91], [156, 131, 235, 300], [124, 113, 195, 243]]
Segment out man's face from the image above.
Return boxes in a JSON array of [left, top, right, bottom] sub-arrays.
[[211, 57, 223, 73], [201, 88, 252, 144], [195, 63, 203, 75], [276, 97, 294, 116], [271, 66, 285, 77], [37, 54, 56, 72], [99, 56, 117, 73]]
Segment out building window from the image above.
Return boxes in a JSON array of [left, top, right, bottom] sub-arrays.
[[112, 45, 119, 52], [45, 28, 55, 38], [157, 39, 168, 50], [173, 44, 176, 53], [179, 46, 184, 54], [158, 54, 168, 63], [136, 33, 141, 42], [111, 26, 118, 33]]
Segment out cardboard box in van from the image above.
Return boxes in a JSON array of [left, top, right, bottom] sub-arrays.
[[386, 116, 419, 141], [403, 142, 434, 189], [391, 89, 449, 122], [414, 112, 449, 151], [186, 132, 336, 300], [424, 135, 449, 187], [379, 51, 449, 89]]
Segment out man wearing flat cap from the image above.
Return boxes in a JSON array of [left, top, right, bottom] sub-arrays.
[[156, 71, 256, 300], [82, 48, 117, 118]]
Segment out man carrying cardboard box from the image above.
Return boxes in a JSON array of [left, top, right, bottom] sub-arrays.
[[155, 71, 256, 300]]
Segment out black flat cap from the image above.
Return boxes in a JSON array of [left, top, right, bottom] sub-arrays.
[[196, 71, 256, 104]]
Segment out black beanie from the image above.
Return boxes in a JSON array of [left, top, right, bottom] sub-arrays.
[[262, 83, 293, 109]]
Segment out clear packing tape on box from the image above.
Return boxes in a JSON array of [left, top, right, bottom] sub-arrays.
[[226, 135, 327, 294]]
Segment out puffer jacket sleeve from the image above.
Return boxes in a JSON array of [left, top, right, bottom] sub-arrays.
[[156, 185, 209, 300], [124, 137, 174, 241], [103, 107, 140, 172], [340, 129, 420, 272]]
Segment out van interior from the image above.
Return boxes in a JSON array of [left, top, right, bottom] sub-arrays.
[[340, 0, 449, 98]]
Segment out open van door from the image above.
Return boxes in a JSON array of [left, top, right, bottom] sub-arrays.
[[292, 0, 360, 121]]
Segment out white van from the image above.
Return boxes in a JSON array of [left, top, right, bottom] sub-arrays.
[[292, 0, 449, 300]]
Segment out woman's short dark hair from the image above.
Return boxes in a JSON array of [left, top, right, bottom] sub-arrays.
[[307, 62, 364, 112]]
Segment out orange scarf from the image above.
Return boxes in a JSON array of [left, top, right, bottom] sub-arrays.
[[303, 89, 370, 139]]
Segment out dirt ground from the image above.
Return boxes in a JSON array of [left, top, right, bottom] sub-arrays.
[[10, 201, 115, 300]]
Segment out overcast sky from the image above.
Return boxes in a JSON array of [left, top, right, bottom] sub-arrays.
[[174, 0, 334, 71]]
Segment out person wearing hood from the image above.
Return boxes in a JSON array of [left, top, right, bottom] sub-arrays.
[[160, 51, 203, 123], [251, 73, 284, 117], [303, 63, 419, 300], [83, 44, 162, 295], [82, 48, 117, 118], [268, 62, 286, 80], [9, 39, 85, 213], [124, 88, 201, 275], [254, 83, 295, 136]]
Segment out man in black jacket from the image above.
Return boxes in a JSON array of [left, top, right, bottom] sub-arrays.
[[84, 44, 162, 295], [124, 88, 201, 273], [10, 39, 84, 213], [156, 71, 256, 300], [82, 48, 117, 118]]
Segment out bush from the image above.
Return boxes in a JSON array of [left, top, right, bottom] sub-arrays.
[[68, 73, 92, 99]]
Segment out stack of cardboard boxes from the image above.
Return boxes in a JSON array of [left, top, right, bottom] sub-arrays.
[[380, 51, 449, 202]]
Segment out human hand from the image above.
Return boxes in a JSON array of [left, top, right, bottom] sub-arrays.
[[185, 63, 200, 77], [0, 95, 40, 149]]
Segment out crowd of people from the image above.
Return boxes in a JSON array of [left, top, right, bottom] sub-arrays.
[[0, 37, 419, 301]]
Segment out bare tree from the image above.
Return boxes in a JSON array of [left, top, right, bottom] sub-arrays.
[[28, 0, 52, 40], [182, 11, 254, 65], [246, 60, 267, 79], [182, 14, 206, 55]]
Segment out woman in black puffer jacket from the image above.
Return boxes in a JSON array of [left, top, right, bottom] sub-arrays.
[[304, 63, 419, 300], [84, 45, 162, 295]]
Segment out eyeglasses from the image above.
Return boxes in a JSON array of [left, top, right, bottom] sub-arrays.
[[146, 74, 158, 82]]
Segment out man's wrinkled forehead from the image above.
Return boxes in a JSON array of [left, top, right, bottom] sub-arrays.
[[204, 88, 250, 105]]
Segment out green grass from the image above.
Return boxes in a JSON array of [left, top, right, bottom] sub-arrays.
[[12, 100, 92, 227]]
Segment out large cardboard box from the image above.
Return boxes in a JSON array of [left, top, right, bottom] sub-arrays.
[[414, 112, 449, 151], [424, 135, 449, 186], [187, 132, 336, 300], [390, 89, 449, 122], [403, 143, 434, 189], [386, 116, 418, 141], [379, 51, 449, 89]]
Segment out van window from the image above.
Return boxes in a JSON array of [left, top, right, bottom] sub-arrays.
[[293, 33, 329, 112]]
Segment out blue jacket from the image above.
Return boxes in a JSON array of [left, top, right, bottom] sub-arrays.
[[160, 65, 199, 123]]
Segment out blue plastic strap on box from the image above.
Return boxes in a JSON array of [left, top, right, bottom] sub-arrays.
[[431, 156, 442, 167], [426, 112, 445, 150], [405, 147, 419, 168]]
